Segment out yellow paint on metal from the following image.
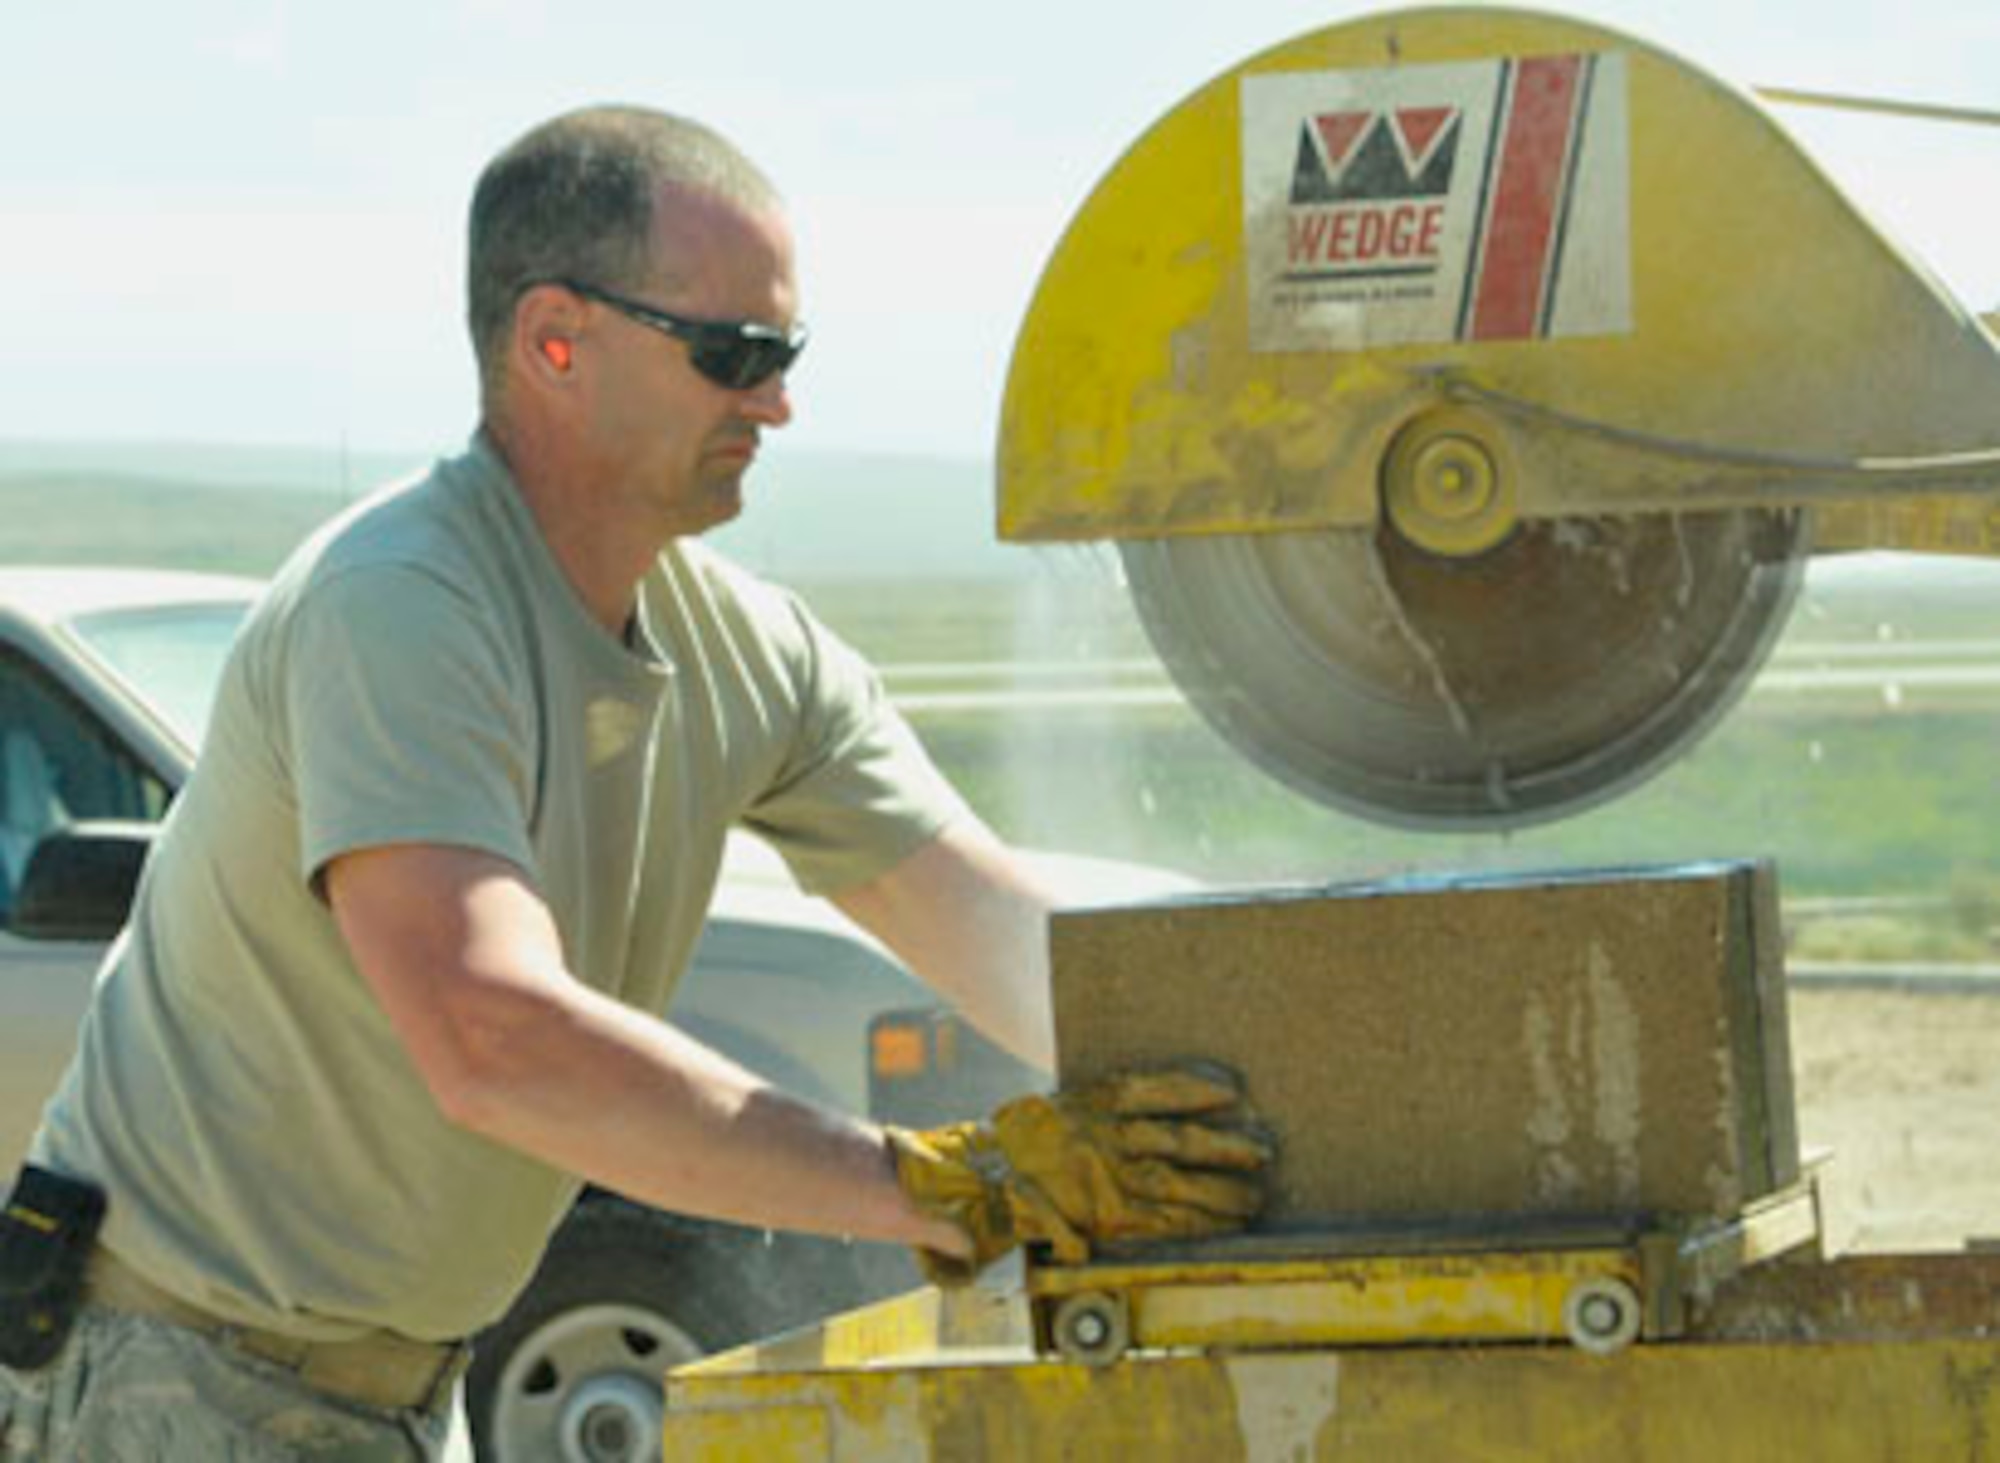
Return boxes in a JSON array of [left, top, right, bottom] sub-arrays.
[[1756, 85, 2000, 129], [660, 1401, 830, 1463], [1812, 495, 2000, 556], [997, 5, 2000, 545], [1025, 1247, 1619, 1299], [674, 1285, 1026, 1380], [1022, 1183, 1821, 1356], [1029, 1245, 1648, 1349], [1137, 1271, 1555, 1347], [665, 1338, 2000, 1461]]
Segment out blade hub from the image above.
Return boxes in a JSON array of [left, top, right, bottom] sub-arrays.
[[1383, 408, 1520, 558], [1412, 437, 1493, 518]]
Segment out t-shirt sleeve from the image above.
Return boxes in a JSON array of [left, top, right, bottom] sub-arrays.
[[283, 565, 538, 891], [738, 596, 968, 896]]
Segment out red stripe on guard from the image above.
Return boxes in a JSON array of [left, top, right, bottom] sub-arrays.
[[1469, 55, 1584, 340]]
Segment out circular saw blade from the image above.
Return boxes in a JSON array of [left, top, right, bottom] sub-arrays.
[[1121, 509, 1810, 831]]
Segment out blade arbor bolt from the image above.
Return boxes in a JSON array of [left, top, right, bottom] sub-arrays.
[[1413, 436, 1494, 518], [1381, 406, 1521, 558]]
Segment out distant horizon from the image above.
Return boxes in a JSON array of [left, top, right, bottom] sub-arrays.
[[0, 433, 1019, 583], [0, 430, 988, 471], [8, 433, 2000, 593]]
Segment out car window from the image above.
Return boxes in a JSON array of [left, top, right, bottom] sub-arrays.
[[0, 650, 170, 925], [65, 601, 249, 748]]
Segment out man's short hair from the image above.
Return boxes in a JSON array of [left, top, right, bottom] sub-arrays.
[[467, 106, 779, 403]]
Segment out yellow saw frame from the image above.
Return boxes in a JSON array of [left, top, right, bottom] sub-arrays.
[[997, 5, 2000, 557]]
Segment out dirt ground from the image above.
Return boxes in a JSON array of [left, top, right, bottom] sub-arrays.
[[1789, 984, 2000, 1252]]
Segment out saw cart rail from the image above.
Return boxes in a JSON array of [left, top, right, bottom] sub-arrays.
[[1027, 1172, 1824, 1366]]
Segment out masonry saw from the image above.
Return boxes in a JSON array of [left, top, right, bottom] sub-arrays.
[[997, 4, 2000, 832]]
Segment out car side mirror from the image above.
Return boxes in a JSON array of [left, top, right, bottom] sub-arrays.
[[11, 821, 156, 943]]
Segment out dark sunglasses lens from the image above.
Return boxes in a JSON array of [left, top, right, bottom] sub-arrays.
[[692, 333, 799, 390]]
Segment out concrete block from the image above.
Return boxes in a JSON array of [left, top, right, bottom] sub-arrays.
[[1052, 861, 1798, 1228]]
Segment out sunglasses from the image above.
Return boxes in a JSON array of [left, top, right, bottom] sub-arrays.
[[550, 278, 806, 390]]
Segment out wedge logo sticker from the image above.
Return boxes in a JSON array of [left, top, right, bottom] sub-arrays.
[[1243, 52, 1631, 351], [1291, 106, 1460, 204]]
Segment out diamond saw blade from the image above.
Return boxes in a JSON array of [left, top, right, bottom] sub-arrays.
[[1121, 509, 1810, 831]]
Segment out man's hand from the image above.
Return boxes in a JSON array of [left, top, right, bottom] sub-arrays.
[[885, 1061, 1273, 1284]]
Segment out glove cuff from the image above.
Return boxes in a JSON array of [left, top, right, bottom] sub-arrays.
[[883, 1124, 1015, 1287]]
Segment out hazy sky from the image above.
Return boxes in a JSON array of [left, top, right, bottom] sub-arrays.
[[7, 0, 1995, 459]]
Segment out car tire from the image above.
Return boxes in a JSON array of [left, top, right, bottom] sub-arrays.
[[463, 1198, 874, 1462]]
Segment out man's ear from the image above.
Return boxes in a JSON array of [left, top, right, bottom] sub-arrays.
[[513, 283, 586, 387]]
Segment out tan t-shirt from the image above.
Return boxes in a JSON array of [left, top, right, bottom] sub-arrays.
[[34, 438, 965, 1341]]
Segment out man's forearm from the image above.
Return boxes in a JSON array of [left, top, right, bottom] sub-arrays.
[[834, 820, 1058, 1070], [439, 976, 968, 1255]]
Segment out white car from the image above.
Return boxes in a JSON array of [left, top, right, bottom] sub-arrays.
[[0, 567, 245, 1160], [0, 566, 1024, 1461]]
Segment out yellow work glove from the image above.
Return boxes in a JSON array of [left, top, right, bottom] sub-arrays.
[[885, 1061, 1272, 1286]]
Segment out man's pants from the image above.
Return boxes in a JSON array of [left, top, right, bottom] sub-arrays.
[[0, 1304, 452, 1461]]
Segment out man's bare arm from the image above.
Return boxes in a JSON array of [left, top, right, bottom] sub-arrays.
[[325, 842, 968, 1258], [831, 817, 1058, 1071]]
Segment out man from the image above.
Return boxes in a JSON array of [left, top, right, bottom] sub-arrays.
[[0, 106, 1267, 1459]]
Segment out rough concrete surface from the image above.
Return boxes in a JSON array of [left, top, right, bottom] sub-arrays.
[[1052, 862, 1798, 1228]]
